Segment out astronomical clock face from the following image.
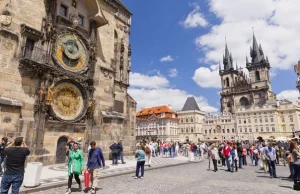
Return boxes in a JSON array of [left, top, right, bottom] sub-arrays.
[[51, 82, 85, 121], [54, 32, 89, 72]]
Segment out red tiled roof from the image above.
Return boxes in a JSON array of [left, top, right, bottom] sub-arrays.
[[136, 105, 177, 119]]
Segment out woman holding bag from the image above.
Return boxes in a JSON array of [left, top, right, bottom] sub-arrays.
[[65, 142, 84, 194]]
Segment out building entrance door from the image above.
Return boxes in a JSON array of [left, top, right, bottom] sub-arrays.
[[56, 136, 68, 164]]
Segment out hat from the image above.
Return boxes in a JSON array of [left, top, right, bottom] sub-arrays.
[[226, 141, 232, 145], [77, 138, 82, 142]]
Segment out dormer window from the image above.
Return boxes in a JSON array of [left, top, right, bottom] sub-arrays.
[[60, 4, 68, 17]]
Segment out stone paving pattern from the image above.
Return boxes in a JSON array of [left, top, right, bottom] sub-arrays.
[[32, 159, 298, 194]]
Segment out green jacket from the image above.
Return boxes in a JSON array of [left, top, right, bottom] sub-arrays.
[[68, 149, 84, 176]]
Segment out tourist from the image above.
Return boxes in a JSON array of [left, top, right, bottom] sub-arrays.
[[242, 145, 247, 166], [146, 143, 153, 167], [237, 142, 243, 169], [211, 144, 220, 172], [223, 141, 232, 171], [200, 142, 206, 160], [264, 142, 277, 178], [110, 141, 121, 165], [218, 144, 225, 167], [252, 147, 259, 166], [193, 143, 199, 160], [87, 141, 105, 194], [0, 137, 9, 176], [289, 141, 300, 190], [1, 137, 30, 194], [134, 145, 146, 179], [175, 142, 179, 157], [231, 144, 238, 172], [118, 140, 126, 164], [260, 144, 269, 173], [65, 142, 84, 194]]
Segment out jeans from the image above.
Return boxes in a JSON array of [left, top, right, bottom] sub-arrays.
[[68, 173, 80, 188], [120, 151, 125, 163], [253, 155, 258, 166], [238, 155, 243, 168], [290, 162, 295, 178], [243, 155, 247, 165], [293, 163, 300, 184], [232, 159, 238, 172], [136, 161, 145, 177], [225, 157, 231, 170], [1, 174, 24, 194], [112, 153, 118, 164], [267, 160, 276, 177], [212, 159, 218, 171]]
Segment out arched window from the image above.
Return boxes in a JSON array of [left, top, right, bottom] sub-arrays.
[[255, 71, 260, 81], [240, 97, 250, 106], [186, 118, 188, 123], [191, 117, 194, 122], [191, 127, 194, 133], [225, 77, 230, 87], [227, 129, 230, 133], [232, 128, 235, 133]]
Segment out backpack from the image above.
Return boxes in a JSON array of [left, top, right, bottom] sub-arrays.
[[146, 147, 151, 155], [230, 149, 236, 158]]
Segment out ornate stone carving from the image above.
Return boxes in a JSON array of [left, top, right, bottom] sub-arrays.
[[2, 116, 12, 123], [21, 24, 44, 40], [86, 99, 96, 119], [0, 11, 12, 26], [70, 12, 79, 28]]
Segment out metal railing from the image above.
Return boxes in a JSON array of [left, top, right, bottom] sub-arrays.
[[21, 47, 51, 64]]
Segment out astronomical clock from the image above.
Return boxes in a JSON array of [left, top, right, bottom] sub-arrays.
[[53, 32, 89, 73]]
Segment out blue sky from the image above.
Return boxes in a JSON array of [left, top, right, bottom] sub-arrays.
[[123, 0, 300, 112]]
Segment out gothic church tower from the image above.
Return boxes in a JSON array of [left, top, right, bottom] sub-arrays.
[[220, 33, 276, 114]]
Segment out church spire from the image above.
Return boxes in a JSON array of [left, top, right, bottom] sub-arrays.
[[223, 42, 233, 71], [250, 33, 264, 64]]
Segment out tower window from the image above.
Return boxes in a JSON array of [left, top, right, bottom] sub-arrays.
[[240, 97, 250, 106], [225, 77, 230, 87], [60, 4, 68, 17], [24, 38, 35, 57], [255, 71, 260, 81], [78, 15, 84, 26]]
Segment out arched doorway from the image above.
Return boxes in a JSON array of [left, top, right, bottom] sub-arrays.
[[56, 136, 68, 164]]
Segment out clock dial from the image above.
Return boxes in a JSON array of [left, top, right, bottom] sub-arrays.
[[54, 32, 89, 72], [51, 82, 85, 121]]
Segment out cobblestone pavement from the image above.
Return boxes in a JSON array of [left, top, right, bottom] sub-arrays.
[[32, 159, 298, 194], [34, 156, 191, 186]]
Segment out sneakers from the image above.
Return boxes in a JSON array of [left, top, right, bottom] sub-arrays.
[[133, 176, 138, 179], [140, 177, 144, 179], [65, 188, 71, 194], [90, 188, 96, 194]]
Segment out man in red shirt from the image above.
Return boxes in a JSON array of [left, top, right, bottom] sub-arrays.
[[222, 141, 232, 171]]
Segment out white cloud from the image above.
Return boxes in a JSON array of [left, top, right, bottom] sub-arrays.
[[195, 0, 300, 73], [182, 4, 208, 28], [129, 72, 169, 89], [129, 72, 218, 112], [277, 90, 299, 103], [160, 55, 174, 62], [192, 66, 221, 88], [168, 68, 178, 78]]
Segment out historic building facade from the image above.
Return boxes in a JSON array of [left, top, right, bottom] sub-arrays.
[[177, 97, 205, 142], [0, 0, 136, 164], [136, 105, 179, 142], [220, 34, 276, 114], [203, 34, 300, 141]]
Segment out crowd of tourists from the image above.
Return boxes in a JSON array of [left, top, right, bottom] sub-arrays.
[[1, 136, 300, 193]]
